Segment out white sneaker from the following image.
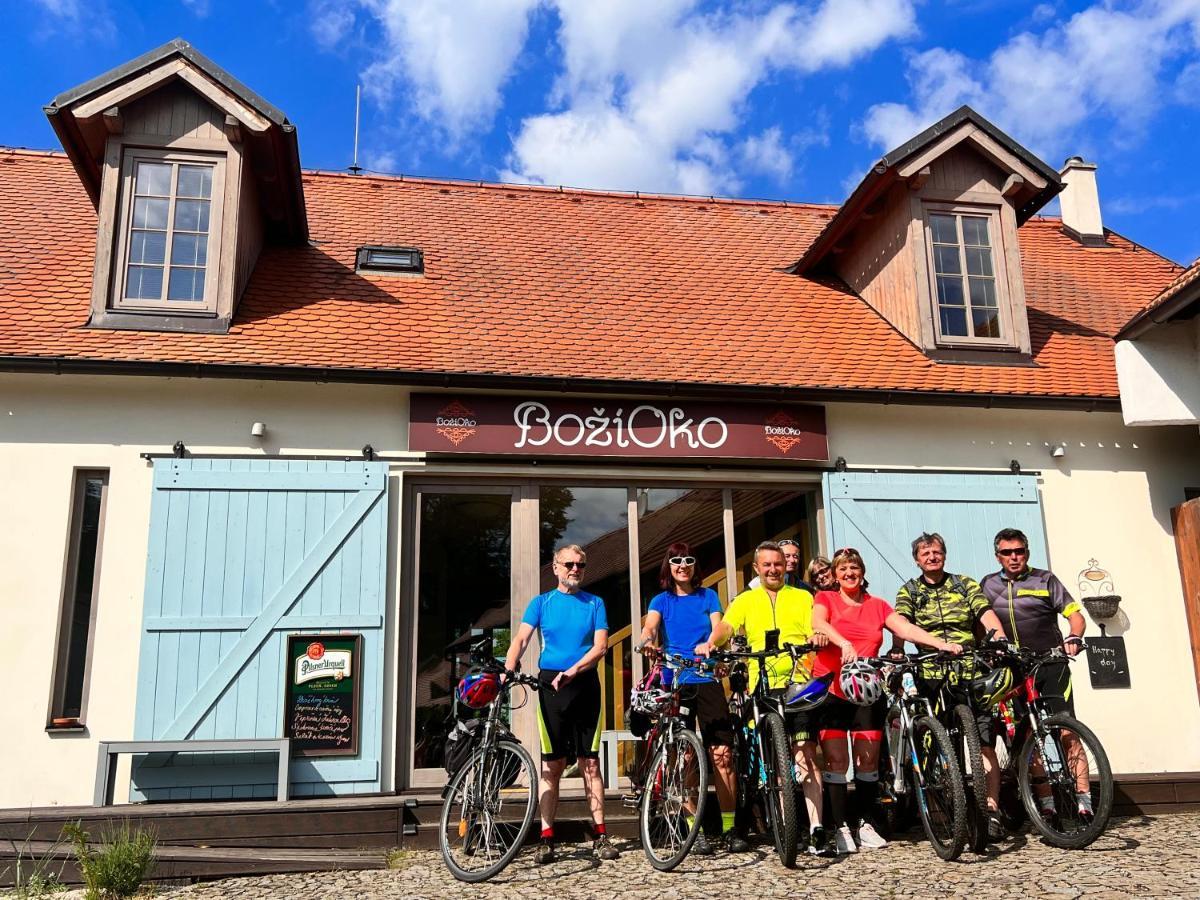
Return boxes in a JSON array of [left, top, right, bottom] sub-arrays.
[[855, 820, 887, 850], [834, 825, 858, 854]]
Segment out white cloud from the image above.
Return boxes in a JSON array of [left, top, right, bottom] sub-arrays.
[[739, 127, 795, 182], [862, 1, 1200, 161], [354, 0, 542, 139], [309, 0, 358, 49], [31, 0, 115, 40], [181, 0, 211, 17], [505, 0, 915, 194]]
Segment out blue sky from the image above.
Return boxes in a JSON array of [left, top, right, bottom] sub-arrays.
[[5, 0, 1200, 264]]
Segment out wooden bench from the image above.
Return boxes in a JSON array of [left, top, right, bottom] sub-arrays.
[[94, 739, 291, 806]]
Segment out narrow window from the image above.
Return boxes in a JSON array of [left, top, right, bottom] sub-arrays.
[[930, 212, 1001, 341], [114, 151, 224, 313], [49, 471, 108, 726]]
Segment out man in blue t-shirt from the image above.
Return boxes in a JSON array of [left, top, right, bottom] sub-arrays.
[[638, 547, 748, 854], [504, 544, 617, 864]]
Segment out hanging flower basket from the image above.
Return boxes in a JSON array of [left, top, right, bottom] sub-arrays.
[[1082, 594, 1122, 620]]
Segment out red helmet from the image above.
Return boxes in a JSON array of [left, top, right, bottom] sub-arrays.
[[456, 670, 501, 709]]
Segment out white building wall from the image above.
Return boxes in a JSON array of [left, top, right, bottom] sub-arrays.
[[1115, 318, 1200, 426], [2, 373, 1199, 806]]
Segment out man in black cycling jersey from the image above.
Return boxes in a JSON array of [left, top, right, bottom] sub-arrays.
[[980, 528, 1090, 818]]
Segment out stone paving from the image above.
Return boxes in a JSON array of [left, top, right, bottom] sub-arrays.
[[161, 813, 1200, 900]]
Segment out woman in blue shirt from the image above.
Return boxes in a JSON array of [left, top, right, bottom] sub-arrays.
[[638, 542, 748, 854]]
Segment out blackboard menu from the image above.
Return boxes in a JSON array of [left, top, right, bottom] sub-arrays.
[[1086, 637, 1131, 689], [284, 634, 361, 757]]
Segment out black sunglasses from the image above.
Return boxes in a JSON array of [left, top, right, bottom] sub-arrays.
[[997, 547, 1028, 558], [668, 556, 696, 566], [557, 560, 587, 570]]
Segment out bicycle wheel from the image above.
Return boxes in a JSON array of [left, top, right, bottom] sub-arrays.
[[640, 728, 707, 871], [953, 704, 989, 853], [910, 715, 968, 861], [439, 740, 538, 882], [759, 710, 799, 868], [1017, 713, 1113, 849]]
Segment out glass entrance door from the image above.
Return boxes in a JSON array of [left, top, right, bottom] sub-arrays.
[[409, 486, 518, 786]]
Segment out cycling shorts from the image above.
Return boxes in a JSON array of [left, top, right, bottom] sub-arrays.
[[1034, 660, 1074, 716], [817, 695, 885, 741], [537, 669, 602, 761], [678, 681, 735, 748]]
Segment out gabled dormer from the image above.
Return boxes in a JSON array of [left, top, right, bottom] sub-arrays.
[[45, 38, 307, 333], [794, 107, 1063, 356]]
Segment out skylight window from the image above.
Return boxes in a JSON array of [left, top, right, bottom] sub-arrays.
[[356, 245, 423, 274]]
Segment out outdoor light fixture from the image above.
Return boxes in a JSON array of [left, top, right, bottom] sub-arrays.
[[1051, 443, 1067, 459], [250, 422, 267, 437], [834, 456, 848, 472], [1009, 459, 1022, 474]]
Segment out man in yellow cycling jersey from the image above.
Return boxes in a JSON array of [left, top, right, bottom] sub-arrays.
[[718, 541, 846, 855]]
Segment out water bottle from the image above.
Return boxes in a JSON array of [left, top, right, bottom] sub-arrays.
[[887, 717, 906, 794], [901, 671, 919, 698], [1000, 701, 1016, 741]]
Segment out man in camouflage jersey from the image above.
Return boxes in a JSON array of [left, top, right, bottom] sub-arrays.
[[895, 532, 1006, 835]]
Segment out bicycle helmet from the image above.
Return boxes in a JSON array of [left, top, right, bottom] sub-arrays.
[[839, 661, 883, 706], [784, 673, 833, 711], [970, 665, 1014, 708], [630, 665, 672, 717], [456, 669, 501, 709]]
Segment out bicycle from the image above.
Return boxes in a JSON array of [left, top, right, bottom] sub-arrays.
[[976, 641, 1113, 849], [713, 639, 811, 868], [626, 647, 709, 871], [920, 655, 992, 853], [873, 652, 969, 861], [438, 640, 546, 883]]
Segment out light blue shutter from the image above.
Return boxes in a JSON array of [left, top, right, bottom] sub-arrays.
[[822, 472, 1048, 606], [131, 459, 388, 800]]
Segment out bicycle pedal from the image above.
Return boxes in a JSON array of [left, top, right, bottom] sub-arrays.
[[622, 793, 641, 809]]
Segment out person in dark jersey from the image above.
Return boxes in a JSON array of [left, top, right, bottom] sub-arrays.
[[504, 543, 618, 864], [638, 542, 748, 854]]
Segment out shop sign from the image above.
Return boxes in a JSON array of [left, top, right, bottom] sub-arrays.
[[409, 394, 828, 460], [284, 634, 362, 757]]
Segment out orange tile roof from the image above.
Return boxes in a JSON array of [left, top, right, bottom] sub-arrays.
[[1118, 256, 1200, 338], [0, 148, 1184, 402]]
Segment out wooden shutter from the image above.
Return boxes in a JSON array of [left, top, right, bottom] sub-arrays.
[[131, 459, 388, 800], [822, 472, 1048, 605]]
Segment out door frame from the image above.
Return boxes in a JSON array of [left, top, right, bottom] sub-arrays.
[[396, 471, 823, 791]]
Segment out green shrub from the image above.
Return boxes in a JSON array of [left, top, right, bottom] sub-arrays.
[[62, 820, 156, 900]]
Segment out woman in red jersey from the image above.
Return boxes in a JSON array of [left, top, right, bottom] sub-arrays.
[[811, 547, 962, 855]]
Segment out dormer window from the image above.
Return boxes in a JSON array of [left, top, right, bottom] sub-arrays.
[[116, 150, 225, 312], [929, 210, 1002, 341]]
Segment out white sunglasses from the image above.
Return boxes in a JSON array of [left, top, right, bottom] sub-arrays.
[[668, 556, 696, 566]]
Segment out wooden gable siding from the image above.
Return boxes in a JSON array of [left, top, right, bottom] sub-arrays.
[[839, 182, 923, 346], [925, 144, 1006, 196], [123, 81, 227, 143]]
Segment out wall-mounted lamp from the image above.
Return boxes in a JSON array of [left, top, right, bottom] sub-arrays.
[[1009, 459, 1021, 474], [250, 422, 267, 438], [1050, 443, 1067, 459], [834, 456, 848, 472]]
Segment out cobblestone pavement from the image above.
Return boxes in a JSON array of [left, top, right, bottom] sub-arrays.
[[162, 814, 1200, 900]]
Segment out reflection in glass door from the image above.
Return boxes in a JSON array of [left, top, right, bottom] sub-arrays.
[[411, 489, 514, 781]]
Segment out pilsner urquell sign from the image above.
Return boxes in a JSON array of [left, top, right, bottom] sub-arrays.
[[409, 394, 828, 461]]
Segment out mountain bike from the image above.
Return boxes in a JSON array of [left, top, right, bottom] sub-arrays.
[[713, 640, 810, 868], [438, 641, 545, 883], [627, 647, 709, 871], [873, 653, 969, 861], [976, 641, 1113, 849], [920, 655, 992, 853]]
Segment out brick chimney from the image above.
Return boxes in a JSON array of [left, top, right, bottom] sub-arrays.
[[1059, 157, 1106, 246]]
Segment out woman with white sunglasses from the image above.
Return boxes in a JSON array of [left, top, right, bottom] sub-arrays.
[[639, 542, 747, 854]]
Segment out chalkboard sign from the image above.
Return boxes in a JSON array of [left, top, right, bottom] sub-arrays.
[[1086, 636, 1131, 689], [284, 634, 362, 757]]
